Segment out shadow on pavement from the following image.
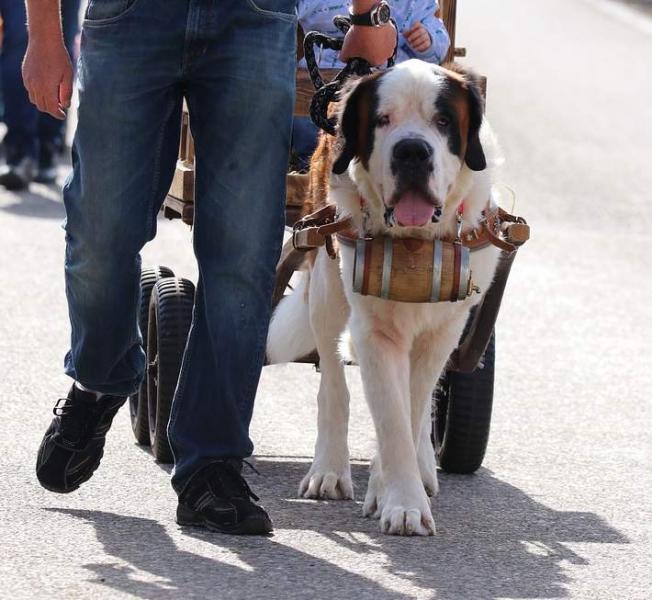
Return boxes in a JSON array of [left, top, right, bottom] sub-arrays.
[[46, 458, 628, 600], [0, 185, 65, 220]]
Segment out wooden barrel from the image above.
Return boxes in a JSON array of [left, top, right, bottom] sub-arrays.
[[351, 237, 473, 303]]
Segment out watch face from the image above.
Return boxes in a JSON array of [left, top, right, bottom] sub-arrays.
[[377, 3, 391, 24]]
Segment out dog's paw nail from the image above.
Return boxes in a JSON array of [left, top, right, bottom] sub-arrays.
[[423, 517, 436, 536]]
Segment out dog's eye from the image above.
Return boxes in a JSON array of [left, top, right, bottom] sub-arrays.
[[376, 114, 391, 127], [435, 115, 451, 128]]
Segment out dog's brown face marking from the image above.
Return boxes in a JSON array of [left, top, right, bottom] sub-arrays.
[[434, 64, 486, 171], [333, 72, 384, 175]]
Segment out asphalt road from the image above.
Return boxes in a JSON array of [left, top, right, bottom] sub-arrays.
[[1, 1, 650, 598]]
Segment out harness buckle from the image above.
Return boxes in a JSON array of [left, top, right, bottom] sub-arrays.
[[455, 211, 464, 243]]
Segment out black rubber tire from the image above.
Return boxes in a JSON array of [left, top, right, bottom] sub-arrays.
[[433, 333, 495, 474], [147, 277, 195, 464], [129, 266, 175, 445]]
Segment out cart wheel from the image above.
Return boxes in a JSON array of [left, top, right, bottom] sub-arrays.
[[433, 333, 495, 474], [147, 277, 195, 464], [129, 266, 175, 445]]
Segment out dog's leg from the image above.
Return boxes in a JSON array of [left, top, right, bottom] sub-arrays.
[[411, 315, 474, 497], [362, 453, 385, 519], [409, 331, 448, 498], [416, 414, 438, 497], [299, 250, 353, 500], [350, 317, 435, 536], [410, 331, 446, 498]]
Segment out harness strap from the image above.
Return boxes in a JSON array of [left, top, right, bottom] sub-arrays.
[[292, 203, 530, 258], [292, 204, 353, 258]]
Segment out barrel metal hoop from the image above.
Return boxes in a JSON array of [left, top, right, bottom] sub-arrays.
[[353, 239, 366, 294], [430, 240, 443, 302], [381, 237, 393, 299], [459, 246, 471, 300]]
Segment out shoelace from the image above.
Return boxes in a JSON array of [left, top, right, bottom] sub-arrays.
[[52, 396, 100, 443], [209, 460, 261, 502]]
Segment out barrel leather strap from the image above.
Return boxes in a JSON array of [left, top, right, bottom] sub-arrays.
[[293, 202, 529, 258]]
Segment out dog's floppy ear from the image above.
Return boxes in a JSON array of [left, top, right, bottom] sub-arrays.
[[464, 74, 486, 172], [332, 73, 382, 175], [438, 63, 487, 172]]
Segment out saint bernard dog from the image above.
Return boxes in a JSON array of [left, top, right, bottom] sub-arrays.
[[267, 59, 502, 536]]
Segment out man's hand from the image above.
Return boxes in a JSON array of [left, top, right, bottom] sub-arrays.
[[403, 22, 432, 53], [22, 39, 73, 120], [340, 23, 397, 66]]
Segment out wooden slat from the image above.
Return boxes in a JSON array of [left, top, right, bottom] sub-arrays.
[[168, 160, 194, 203], [163, 196, 194, 225], [163, 194, 303, 228], [286, 172, 309, 207], [440, 0, 459, 63], [164, 170, 308, 228], [165, 104, 195, 223]]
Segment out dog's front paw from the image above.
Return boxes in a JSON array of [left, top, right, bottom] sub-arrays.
[[379, 482, 436, 536], [299, 465, 354, 500]]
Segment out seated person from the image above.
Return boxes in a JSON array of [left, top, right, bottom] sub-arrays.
[[291, 0, 451, 170]]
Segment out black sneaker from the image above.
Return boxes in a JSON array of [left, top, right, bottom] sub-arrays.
[[33, 143, 57, 184], [177, 460, 273, 535], [36, 385, 127, 493], [0, 157, 35, 191]]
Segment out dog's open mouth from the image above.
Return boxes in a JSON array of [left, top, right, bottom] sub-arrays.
[[388, 191, 441, 227]]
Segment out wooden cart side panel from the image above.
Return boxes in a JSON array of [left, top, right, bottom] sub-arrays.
[[294, 68, 339, 117], [440, 0, 459, 63]]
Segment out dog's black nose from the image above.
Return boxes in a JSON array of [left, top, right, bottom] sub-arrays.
[[392, 138, 433, 164]]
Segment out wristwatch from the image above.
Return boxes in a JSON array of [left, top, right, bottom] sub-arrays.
[[349, 1, 392, 27]]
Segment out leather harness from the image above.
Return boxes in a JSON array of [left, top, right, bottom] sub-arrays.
[[292, 202, 529, 259]]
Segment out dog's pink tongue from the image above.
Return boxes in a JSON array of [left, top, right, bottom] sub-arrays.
[[393, 192, 435, 227]]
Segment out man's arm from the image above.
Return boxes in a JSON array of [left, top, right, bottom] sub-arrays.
[[22, 0, 73, 120], [340, 1, 396, 66]]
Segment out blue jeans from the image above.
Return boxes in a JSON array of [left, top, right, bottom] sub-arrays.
[[0, 0, 80, 163], [62, 0, 297, 493]]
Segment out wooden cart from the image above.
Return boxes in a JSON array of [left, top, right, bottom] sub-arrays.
[[131, 1, 523, 474]]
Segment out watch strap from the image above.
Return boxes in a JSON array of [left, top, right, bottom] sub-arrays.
[[349, 10, 374, 27], [349, 2, 390, 27]]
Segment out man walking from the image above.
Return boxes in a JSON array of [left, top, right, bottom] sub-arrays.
[[0, 0, 80, 189], [23, 0, 395, 534]]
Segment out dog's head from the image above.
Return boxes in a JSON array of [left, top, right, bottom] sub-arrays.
[[333, 60, 486, 230]]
